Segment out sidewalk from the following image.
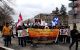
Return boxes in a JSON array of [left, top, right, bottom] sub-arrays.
[[0, 36, 14, 50]]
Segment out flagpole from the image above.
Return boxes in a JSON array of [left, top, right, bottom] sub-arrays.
[[17, 13, 23, 27]]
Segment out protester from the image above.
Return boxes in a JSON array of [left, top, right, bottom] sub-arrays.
[[26, 28, 29, 43], [66, 26, 70, 43], [2, 23, 11, 47], [17, 26, 22, 46], [64, 27, 69, 43], [21, 29, 27, 47], [69, 25, 79, 50], [17, 23, 27, 47], [59, 27, 65, 43], [21, 24, 27, 47]]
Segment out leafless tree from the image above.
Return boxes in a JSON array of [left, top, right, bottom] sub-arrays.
[[0, 0, 14, 26]]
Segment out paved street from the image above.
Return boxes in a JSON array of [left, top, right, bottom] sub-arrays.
[[0, 37, 80, 50]]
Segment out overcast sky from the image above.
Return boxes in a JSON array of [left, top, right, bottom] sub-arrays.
[[12, 0, 70, 22]]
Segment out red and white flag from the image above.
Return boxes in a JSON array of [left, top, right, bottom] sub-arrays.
[[17, 13, 23, 27]]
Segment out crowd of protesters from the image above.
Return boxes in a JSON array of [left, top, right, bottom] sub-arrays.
[[0, 22, 80, 50], [0, 23, 29, 47]]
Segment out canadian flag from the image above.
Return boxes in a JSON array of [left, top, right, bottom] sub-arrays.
[[17, 13, 23, 27]]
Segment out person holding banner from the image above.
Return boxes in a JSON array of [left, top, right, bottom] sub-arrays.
[[21, 29, 27, 47], [17, 26, 23, 46], [21, 23, 27, 47], [60, 27, 68, 43], [17, 24, 27, 47]]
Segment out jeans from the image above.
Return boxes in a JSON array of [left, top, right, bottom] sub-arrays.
[[4, 35, 11, 46], [18, 37, 22, 45], [69, 38, 78, 50], [21, 37, 26, 47]]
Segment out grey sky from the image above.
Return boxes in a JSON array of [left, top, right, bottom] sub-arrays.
[[12, 0, 70, 22]]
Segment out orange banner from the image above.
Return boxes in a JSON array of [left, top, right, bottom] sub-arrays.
[[28, 28, 59, 38]]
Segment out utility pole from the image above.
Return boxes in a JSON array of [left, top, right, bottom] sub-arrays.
[[69, 0, 77, 28]]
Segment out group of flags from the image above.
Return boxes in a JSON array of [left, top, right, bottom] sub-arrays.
[[16, 13, 59, 27]]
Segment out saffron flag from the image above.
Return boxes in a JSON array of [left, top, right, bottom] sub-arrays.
[[17, 13, 23, 27]]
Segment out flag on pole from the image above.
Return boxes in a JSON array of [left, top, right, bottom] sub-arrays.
[[51, 16, 59, 26], [17, 13, 23, 27]]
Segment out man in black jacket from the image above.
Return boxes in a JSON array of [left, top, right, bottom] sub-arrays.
[[69, 25, 79, 50]]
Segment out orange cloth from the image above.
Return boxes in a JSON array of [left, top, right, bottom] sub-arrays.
[[28, 28, 59, 38], [2, 26, 11, 35]]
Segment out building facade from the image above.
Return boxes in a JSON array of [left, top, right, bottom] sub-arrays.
[[34, 13, 53, 23], [68, 0, 80, 30], [34, 10, 69, 26]]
